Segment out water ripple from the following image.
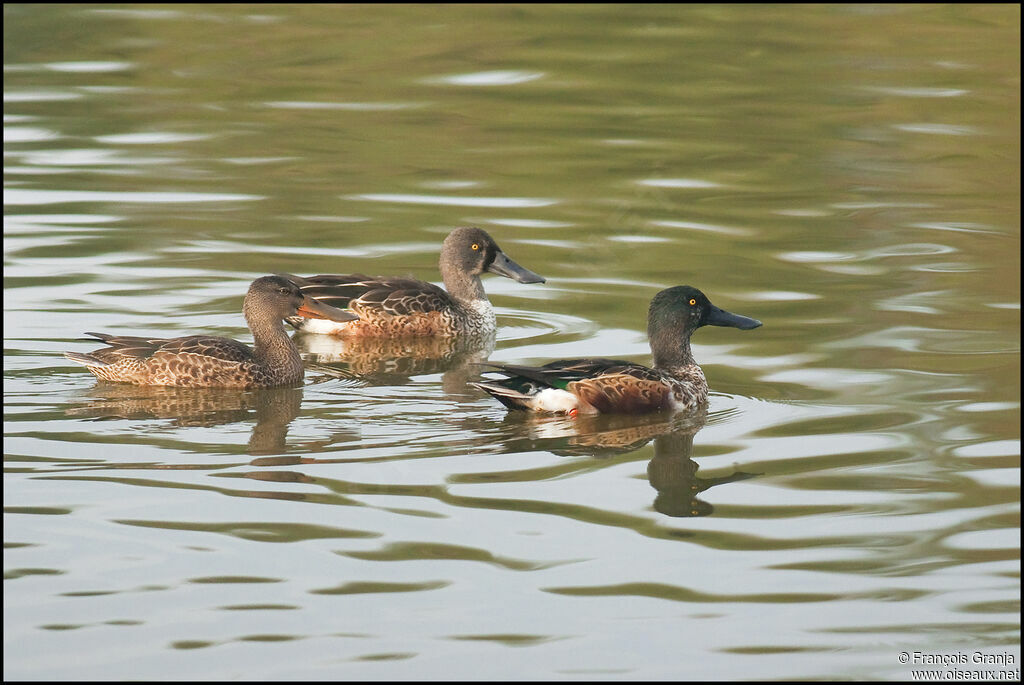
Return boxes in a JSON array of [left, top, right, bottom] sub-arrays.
[[653, 220, 753, 237], [3, 89, 84, 103], [3, 126, 60, 143], [94, 132, 214, 144], [911, 222, 1005, 236], [4, 189, 262, 205], [861, 86, 968, 98], [11, 148, 173, 167], [637, 178, 722, 189], [482, 218, 574, 228], [44, 61, 135, 73], [348, 193, 557, 208], [264, 101, 423, 111], [894, 123, 979, 136], [498, 308, 598, 345], [428, 70, 545, 86]]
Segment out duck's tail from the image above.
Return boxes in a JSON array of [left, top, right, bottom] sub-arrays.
[[64, 351, 109, 368], [470, 381, 584, 415]]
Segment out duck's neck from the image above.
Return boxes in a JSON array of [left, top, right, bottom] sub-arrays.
[[649, 324, 696, 375], [440, 258, 487, 305], [246, 308, 303, 383]]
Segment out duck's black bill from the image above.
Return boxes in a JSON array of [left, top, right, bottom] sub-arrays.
[[707, 306, 762, 330], [297, 296, 359, 322], [488, 251, 546, 284]]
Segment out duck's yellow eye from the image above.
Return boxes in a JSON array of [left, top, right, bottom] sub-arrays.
[[689, 298, 696, 306], [471, 243, 479, 250]]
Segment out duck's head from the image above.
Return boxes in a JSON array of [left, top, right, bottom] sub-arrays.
[[440, 226, 546, 284], [648, 285, 762, 340], [248, 275, 359, 323]]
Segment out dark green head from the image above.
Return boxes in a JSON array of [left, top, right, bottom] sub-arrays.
[[440, 226, 545, 284], [648, 285, 762, 341]]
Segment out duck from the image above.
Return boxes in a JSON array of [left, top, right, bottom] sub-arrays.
[[63, 275, 359, 388], [284, 226, 544, 338], [470, 285, 761, 415]]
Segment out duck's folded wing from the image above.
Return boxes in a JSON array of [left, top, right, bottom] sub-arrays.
[[82, 332, 165, 360], [294, 275, 450, 316], [86, 333, 252, 363], [543, 358, 660, 379], [480, 358, 651, 387], [288, 273, 376, 309], [153, 336, 253, 362]]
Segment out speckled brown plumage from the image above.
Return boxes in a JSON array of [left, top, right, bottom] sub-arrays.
[[69, 333, 300, 387], [285, 227, 544, 338], [471, 285, 761, 415], [65, 275, 358, 388], [572, 373, 680, 414]]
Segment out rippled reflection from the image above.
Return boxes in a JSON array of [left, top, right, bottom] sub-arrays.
[[297, 330, 495, 392], [64, 384, 354, 455], [490, 409, 757, 517]]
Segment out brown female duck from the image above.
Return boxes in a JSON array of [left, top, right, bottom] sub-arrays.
[[471, 285, 761, 415], [284, 226, 544, 338], [64, 275, 358, 388]]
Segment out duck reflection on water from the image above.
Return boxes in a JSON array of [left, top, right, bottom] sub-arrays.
[[65, 385, 758, 518], [65, 384, 356, 456], [492, 409, 758, 518], [296, 329, 496, 394]]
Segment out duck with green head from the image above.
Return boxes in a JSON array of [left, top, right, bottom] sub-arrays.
[[471, 285, 761, 415]]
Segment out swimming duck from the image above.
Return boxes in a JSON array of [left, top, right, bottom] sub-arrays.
[[284, 226, 544, 338], [64, 275, 358, 388], [471, 285, 761, 415]]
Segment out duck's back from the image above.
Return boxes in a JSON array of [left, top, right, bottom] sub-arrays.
[[65, 333, 270, 387], [288, 274, 472, 337]]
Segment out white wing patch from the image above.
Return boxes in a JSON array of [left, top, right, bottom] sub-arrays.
[[529, 388, 581, 414]]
